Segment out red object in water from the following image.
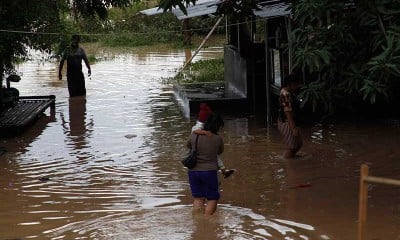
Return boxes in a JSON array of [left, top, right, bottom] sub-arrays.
[[289, 183, 312, 189]]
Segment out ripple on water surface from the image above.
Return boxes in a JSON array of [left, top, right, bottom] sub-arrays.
[[41, 204, 327, 240]]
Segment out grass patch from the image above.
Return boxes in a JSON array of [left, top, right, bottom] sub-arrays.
[[164, 58, 224, 84]]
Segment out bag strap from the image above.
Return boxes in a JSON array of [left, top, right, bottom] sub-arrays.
[[194, 134, 200, 150]]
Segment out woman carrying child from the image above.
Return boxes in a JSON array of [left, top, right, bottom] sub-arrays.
[[186, 114, 225, 215]]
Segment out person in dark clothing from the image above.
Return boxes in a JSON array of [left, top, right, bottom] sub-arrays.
[[59, 35, 91, 97]]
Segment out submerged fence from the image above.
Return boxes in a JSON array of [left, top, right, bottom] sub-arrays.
[[358, 164, 400, 240]]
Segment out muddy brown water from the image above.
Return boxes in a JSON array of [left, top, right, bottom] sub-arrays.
[[0, 45, 399, 240]]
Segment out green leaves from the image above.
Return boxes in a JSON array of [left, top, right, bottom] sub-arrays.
[[359, 79, 388, 104], [359, 33, 400, 103], [298, 81, 326, 112], [72, 0, 133, 20], [290, 0, 400, 114], [292, 46, 331, 73], [290, 0, 344, 27], [367, 34, 400, 78], [0, 0, 63, 74]]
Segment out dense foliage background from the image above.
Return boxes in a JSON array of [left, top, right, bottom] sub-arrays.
[[289, 0, 400, 116]]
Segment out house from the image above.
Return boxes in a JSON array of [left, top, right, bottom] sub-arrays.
[[141, 0, 291, 123]]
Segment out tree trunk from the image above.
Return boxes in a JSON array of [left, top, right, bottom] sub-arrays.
[[0, 61, 4, 112], [182, 19, 191, 46]]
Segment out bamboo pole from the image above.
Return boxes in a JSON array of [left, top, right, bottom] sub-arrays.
[[364, 175, 400, 186], [358, 164, 369, 240], [181, 16, 223, 70]]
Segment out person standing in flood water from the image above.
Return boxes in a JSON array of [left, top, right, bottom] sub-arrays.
[[277, 74, 303, 158], [186, 114, 224, 215], [59, 34, 91, 97], [192, 103, 235, 178]]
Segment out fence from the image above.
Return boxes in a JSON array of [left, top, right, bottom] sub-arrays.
[[358, 164, 400, 240]]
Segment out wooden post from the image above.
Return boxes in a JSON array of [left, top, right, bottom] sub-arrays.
[[182, 19, 191, 46], [357, 164, 400, 240], [184, 48, 192, 63], [265, 19, 271, 125], [225, 16, 228, 43], [358, 164, 369, 240]]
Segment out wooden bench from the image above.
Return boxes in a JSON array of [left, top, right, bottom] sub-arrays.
[[0, 95, 55, 137]]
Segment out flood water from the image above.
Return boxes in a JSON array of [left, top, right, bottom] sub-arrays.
[[0, 44, 399, 240]]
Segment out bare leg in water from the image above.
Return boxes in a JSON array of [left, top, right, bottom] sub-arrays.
[[193, 198, 218, 215], [284, 146, 301, 158], [193, 198, 205, 211], [204, 200, 218, 215]]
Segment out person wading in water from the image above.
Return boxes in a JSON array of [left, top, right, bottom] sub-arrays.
[[277, 74, 303, 158], [59, 34, 91, 97]]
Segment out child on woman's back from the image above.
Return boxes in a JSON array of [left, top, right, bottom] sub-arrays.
[[192, 103, 235, 178]]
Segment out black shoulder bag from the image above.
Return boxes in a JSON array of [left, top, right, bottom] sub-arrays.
[[181, 134, 199, 169]]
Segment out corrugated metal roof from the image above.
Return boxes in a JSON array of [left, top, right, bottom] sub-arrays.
[[139, 7, 163, 16], [174, 0, 221, 20], [140, 0, 289, 20], [254, 2, 290, 18], [140, 0, 221, 20]]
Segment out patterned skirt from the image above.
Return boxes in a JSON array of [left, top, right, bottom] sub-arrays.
[[277, 119, 303, 150]]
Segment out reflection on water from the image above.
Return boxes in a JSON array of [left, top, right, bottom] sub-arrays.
[[60, 97, 93, 151], [0, 46, 399, 240]]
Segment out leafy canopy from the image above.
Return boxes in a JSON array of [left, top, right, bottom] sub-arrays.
[[290, 0, 400, 114]]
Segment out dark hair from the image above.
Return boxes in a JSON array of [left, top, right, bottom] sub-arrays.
[[203, 114, 224, 134], [283, 74, 302, 87], [71, 34, 81, 42]]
